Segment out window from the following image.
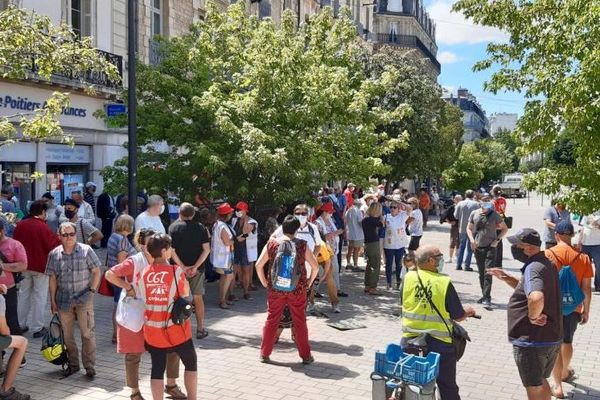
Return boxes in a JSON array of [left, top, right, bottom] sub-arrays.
[[151, 0, 162, 37], [71, 0, 94, 39]]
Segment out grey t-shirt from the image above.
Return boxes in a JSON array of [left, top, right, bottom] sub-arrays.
[[542, 207, 571, 243], [469, 210, 503, 247], [454, 199, 481, 235], [75, 218, 100, 245]]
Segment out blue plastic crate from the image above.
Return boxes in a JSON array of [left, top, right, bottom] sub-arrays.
[[374, 343, 404, 377], [392, 351, 440, 385]]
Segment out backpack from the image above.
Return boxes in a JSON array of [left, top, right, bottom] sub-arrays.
[[270, 239, 302, 292], [41, 314, 69, 369], [550, 250, 585, 315]]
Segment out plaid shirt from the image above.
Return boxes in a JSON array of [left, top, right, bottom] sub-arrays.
[[45, 243, 101, 310]]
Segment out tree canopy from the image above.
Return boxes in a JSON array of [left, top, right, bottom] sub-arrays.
[[103, 3, 409, 204], [0, 6, 120, 146], [453, 0, 600, 213], [441, 143, 484, 193]]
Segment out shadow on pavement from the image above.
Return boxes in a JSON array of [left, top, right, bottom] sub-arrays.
[[310, 340, 364, 356], [264, 360, 360, 380]]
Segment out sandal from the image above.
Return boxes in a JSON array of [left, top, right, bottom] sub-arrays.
[[62, 366, 80, 378], [130, 392, 145, 400], [228, 295, 239, 302], [219, 302, 230, 309], [164, 384, 187, 400], [368, 289, 382, 296], [551, 386, 566, 399], [196, 329, 209, 339], [562, 368, 576, 383]]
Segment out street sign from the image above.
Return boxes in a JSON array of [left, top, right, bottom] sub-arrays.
[[106, 103, 126, 117]]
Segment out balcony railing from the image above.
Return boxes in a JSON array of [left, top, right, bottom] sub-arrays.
[[376, 33, 441, 74], [30, 49, 123, 89]]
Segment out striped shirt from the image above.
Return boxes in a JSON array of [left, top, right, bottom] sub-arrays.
[[107, 233, 137, 268], [45, 243, 101, 310]]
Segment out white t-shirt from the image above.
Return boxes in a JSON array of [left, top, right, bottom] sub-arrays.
[[581, 214, 600, 246], [273, 222, 322, 253], [383, 212, 409, 249], [409, 209, 423, 236], [134, 211, 166, 234], [345, 206, 364, 241]]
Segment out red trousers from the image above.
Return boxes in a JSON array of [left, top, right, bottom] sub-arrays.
[[261, 289, 311, 359]]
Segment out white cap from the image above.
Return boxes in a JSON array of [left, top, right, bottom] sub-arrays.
[[85, 181, 97, 188]]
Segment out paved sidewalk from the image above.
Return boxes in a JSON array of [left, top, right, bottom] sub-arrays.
[[12, 196, 600, 399]]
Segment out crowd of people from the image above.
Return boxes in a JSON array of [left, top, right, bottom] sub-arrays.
[[0, 180, 597, 400]]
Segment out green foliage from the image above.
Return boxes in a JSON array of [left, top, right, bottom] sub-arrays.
[[441, 143, 484, 193], [493, 128, 520, 171], [473, 139, 513, 183], [453, 0, 600, 213], [102, 3, 409, 204], [0, 6, 120, 145], [365, 48, 464, 180]]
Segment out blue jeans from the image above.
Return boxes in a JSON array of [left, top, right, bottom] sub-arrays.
[[456, 233, 473, 269], [384, 248, 405, 285], [582, 245, 600, 289]]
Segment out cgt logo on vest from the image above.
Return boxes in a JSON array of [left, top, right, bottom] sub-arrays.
[[146, 271, 169, 297]]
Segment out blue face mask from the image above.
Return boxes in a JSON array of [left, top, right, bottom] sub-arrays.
[[437, 257, 445, 274]]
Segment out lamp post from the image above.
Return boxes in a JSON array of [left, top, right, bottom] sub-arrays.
[[127, 0, 138, 218]]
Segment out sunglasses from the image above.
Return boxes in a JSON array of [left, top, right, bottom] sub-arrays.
[[60, 232, 76, 238], [295, 212, 308, 216], [390, 206, 398, 209]]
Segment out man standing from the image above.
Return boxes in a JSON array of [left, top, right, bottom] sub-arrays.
[[443, 195, 462, 264], [0, 185, 14, 214], [401, 245, 476, 400], [344, 194, 364, 271], [42, 193, 63, 234], [63, 199, 103, 247], [488, 228, 562, 400], [169, 203, 211, 340], [13, 201, 61, 338], [46, 222, 102, 378], [454, 190, 480, 271], [418, 188, 431, 229], [83, 183, 97, 218], [543, 199, 571, 250], [69, 190, 95, 226], [491, 185, 507, 268], [467, 195, 508, 307], [96, 189, 116, 248], [544, 221, 593, 399], [135, 195, 166, 234]]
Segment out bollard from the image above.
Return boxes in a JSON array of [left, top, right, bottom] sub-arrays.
[[371, 372, 392, 400]]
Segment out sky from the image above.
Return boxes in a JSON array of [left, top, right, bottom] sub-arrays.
[[424, 0, 526, 117]]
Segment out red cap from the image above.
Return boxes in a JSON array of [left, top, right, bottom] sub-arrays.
[[320, 202, 334, 213], [217, 202, 235, 216], [235, 201, 249, 213]]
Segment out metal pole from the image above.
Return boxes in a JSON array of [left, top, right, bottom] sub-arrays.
[[127, 0, 138, 218]]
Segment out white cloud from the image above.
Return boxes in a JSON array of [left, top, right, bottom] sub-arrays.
[[429, 0, 508, 45], [437, 51, 459, 64]]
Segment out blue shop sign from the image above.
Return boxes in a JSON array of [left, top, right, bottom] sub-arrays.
[[106, 103, 126, 117]]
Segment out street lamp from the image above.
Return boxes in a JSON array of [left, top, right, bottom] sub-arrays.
[[127, 0, 138, 218]]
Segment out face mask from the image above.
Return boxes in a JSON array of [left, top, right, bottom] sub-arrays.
[[482, 202, 494, 211], [235, 211, 243, 218], [160, 205, 165, 215], [511, 246, 529, 263], [436, 257, 445, 273], [65, 209, 76, 219], [296, 215, 307, 226], [378, 189, 385, 196]]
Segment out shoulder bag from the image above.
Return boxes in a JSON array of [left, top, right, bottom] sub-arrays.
[[415, 269, 471, 361]]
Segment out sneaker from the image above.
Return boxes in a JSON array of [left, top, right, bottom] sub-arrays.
[[85, 367, 96, 378], [19, 357, 26, 368], [32, 327, 48, 339], [446, 258, 453, 264], [337, 291, 349, 298], [482, 298, 492, 308], [465, 267, 474, 272], [62, 366, 80, 378], [476, 297, 486, 304], [259, 355, 271, 364], [302, 355, 315, 365], [456, 266, 463, 271], [387, 284, 392, 290], [0, 387, 30, 400], [332, 304, 341, 313], [395, 281, 401, 290]]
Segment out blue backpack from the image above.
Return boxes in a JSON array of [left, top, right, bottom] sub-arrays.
[[551, 250, 585, 315]]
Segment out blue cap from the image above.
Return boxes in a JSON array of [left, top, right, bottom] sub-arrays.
[[555, 220, 575, 236]]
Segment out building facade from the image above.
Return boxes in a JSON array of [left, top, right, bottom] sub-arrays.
[[443, 88, 490, 143], [489, 112, 518, 135]]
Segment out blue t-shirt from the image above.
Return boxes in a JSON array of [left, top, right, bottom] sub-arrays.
[[543, 207, 571, 243]]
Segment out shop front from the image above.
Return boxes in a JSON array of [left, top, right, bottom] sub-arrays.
[[46, 144, 92, 204]]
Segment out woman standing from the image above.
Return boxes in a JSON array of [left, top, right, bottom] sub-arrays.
[[578, 212, 600, 292], [230, 201, 258, 300], [362, 202, 384, 295], [105, 229, 187, 400], [211, 203, 236, 309], [407, 197, 423, 257], [106, 215, 137, 343], [139, 234, 196, 400], [383, 201, 410, 290]]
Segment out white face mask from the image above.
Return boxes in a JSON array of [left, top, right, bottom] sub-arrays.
[[235, 211, 243, 218], [159, 205, 165, 215], [296, 215, 308, 226], [437, 257, 445, 274]]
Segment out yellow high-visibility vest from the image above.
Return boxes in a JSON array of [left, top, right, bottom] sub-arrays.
[[402, 269, 452, 344]]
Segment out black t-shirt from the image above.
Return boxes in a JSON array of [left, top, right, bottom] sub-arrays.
[[362, 217, 383, 244], [507, 252, 563, 345], [168, 220, 210, 267]]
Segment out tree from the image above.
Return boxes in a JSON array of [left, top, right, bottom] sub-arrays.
[[102, 3, 408, 204], [453, 0, 600, 213], [0, 6, 120, 146], [441, 143, 484, 193], [493, 128, 520, 172], [474, 139, 513, 183], [365, 48, 464, 181]]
